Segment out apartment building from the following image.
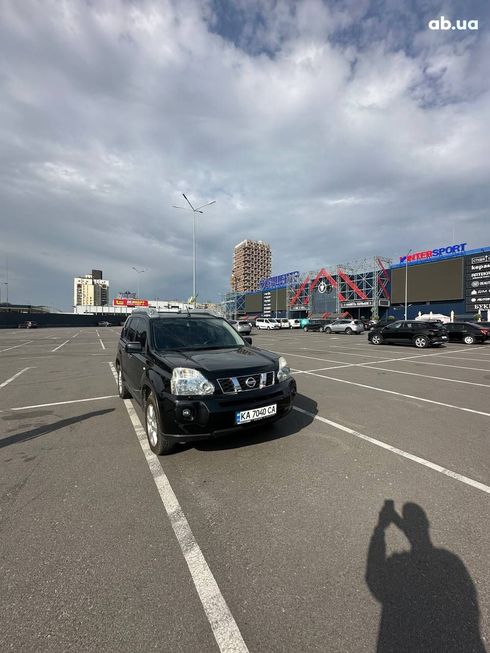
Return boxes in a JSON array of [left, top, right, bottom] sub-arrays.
[[231, 240, 272, 292], [73, 269, 109, 307]]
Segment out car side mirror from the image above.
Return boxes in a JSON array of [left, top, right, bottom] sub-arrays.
[[125, 341, 142, 353], [243, 336, 252, 345]]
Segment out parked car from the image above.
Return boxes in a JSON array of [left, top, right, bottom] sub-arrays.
[[288, 318, 301, 329], [324, 319, 364, 335], [229, 319, 252, 335], [477, 321, 490, 333], [444, 322, 489, 344], [303, 319, 327, 332], [98, 321, 111, 327], [374, 318, 397, 328], [115, 309, 296, 454], [361, 319, 374, 331], [368, 320, 448, 348], [255, 318, 281, 330], [278, 318, 290, 329], [18, 321, 38, 329]]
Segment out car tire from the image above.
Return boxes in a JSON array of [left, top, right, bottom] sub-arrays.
[[371, 334, 383, 345], [303, 326, 308, 332], [414, 335, 429, 348], [345, 328, 353, 335], [319, 326, 324, 332], [145, 392, 175, 455], [325, 327, 332, 334], [117, 364, 131, 399], [464, 335, 475, 345]]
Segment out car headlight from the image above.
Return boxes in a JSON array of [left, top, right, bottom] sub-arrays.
[[171, 368, 215, 396], [277, 356, 291, 382]]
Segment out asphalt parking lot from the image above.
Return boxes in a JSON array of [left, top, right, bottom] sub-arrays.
[[1, 326, 489, 652]]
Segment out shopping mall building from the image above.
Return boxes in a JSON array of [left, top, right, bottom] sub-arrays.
[[224, 242, 490, 321]]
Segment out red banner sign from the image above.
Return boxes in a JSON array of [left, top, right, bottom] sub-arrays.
[[113, 298, 149, 307]]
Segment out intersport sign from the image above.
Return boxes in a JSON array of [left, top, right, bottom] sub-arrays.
[[400, 243, 467, 264]]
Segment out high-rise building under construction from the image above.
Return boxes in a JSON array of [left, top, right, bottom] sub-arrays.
[[231, 240, 272, 292]]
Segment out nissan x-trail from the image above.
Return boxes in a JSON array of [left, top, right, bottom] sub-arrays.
[[116, 310, 297, 454]]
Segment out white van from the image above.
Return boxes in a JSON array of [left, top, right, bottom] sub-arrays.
[[278, 318, 290, 329], [288, 318, 301, 329], [255, 318, 281, 330]]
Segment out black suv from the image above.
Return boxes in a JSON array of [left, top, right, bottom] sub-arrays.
[[303, 319, 334, 332], [116, 310, 297, 454], [368, 320, 448, 348], [444, 322, 488, 344]]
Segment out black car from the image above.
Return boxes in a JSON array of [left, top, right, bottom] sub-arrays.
[[444, 322, 488, 344], [368, 320, 448, 348], [362, 319, 376, 331], [115, 309, 297, 454], [303, 319, 333, 332], [476, 321, 490, 336], [18, 321, 38, 328]]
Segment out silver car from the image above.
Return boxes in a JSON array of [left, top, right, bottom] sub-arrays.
[[229, 319, 252, 335], [324, 319, 364, 335]]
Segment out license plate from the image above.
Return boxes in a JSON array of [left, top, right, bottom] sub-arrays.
[[235, 404, 277, 424]]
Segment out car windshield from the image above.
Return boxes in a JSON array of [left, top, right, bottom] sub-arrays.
[[151, 317, 245, 350]]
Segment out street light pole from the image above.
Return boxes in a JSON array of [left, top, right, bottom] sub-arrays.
[[404, 248, 412, 320], [193, 210, 196, 308], [132, 267, 145, 299], [172, 194, 216, 309]]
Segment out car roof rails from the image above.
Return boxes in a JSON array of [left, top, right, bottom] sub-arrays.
[[131, 307, 218, 318]]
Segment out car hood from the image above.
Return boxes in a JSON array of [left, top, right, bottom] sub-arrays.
[[155, 346, 278, 377]]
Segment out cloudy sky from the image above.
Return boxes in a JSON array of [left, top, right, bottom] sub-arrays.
[[1, 0, 489, 310]]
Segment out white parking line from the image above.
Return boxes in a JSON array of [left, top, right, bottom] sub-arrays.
[[96, 329, 100, 337], [279, 349, 490, 373], [311, 364, 490, 388], [390, 359, 490, 373], [51, 339, 71, 352], [107, 363, 249, 653], [0, 367, 33, 389], [2, 395, 119, 412], [293, 407, 490, 495], [99, 339, 106, 350], [0, 340, 33, 353], [295, 370, 490, 418]]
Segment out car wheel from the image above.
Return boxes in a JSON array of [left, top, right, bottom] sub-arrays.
[[345, 328, 353, 335], [145, 392, 175, 455], [414, 335, 429, 348], [303, 326, 308, 332], [464, 335, 475, 345], [117, 364, 131, 399], [371, 334, 382, 345], [319, 326, 324, 332], [325, 327, 332, 334]]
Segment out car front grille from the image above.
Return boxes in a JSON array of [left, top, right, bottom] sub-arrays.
[[217, 371, 275, 394]]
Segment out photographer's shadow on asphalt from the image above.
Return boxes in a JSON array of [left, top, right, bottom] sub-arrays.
[[366, 501, 486, 653], [193, 393, 317, 452]]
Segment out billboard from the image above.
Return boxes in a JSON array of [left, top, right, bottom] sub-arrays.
[[262, 288, 286, 316], [465, 253, 490, 311], [113, 298, 149, 307], [391, 258, 464, 303], [244, 293, 262, 314], [259, 271, 299, 291], [399, 243, 467, 264]]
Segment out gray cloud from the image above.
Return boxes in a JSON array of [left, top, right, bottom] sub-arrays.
[[0, 0, 489, 309]]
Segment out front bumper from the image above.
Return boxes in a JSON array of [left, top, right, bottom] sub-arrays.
[[158, 378, 297, 441]]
